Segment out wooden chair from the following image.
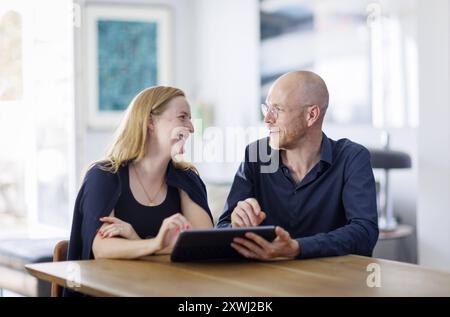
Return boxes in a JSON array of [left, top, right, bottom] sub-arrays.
[[51, 240, 69, 297]]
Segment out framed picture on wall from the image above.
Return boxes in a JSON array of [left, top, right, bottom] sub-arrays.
[[85, 4, 172, 129]]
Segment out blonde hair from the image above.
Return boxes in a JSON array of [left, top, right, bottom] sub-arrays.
[[93, 86, 197, 174]]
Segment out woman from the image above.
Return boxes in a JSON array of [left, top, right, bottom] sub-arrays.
[[67, 86, 213, 263]]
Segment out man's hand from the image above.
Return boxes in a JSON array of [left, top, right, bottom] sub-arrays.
[[231, 198, 266, 227], [231, 226, 301, 260]]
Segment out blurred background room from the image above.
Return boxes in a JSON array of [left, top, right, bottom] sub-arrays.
[[0, 0, 449, 296]]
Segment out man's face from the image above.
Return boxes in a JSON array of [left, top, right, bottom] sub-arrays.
[[264, 81, 308, 150]]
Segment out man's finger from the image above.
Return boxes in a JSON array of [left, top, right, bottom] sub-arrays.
[[240, 201, 258, 226], [232, 212, 245, 227], [231, 242, 257, 259], [244, 198, 261, 216], [258, 211, 267, 221], [245, 198, 261, 215], [233, 237, 266, 258], [236, 207, 252, 227], [275, 226, 291, 241], [245, 232, 271, 250]]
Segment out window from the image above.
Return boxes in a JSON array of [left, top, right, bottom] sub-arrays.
[[0, 0, 75, 232], [260, 0, 418, 127]]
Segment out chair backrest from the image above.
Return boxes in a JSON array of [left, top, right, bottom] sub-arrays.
[[51, 240, 69, 297]]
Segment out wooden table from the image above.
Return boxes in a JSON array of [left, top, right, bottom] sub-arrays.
[[25, 255, 450, 297]]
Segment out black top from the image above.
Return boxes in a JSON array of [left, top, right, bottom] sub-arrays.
[[65, 160, 212, 297], [114, 166, 181, 239]]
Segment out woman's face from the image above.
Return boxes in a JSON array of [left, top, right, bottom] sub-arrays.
[[149, 96, 194, 158]]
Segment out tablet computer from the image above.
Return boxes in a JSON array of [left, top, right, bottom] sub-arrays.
[[170, 226, 277, 262]]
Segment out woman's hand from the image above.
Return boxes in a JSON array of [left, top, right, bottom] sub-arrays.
[[155, 213, 192, 254], [99, 216, 141, 240]]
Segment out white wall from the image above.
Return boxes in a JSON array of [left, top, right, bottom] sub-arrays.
[[75, 0, 260, 184], [417, 0, 450, 271], [193, 0, 259, 129], [75, 0, 197, 183], [193, 0, 260, 183]]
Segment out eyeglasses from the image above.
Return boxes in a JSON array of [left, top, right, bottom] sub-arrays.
[[261, 103, 282, 120], [261, 103, 314, 120]]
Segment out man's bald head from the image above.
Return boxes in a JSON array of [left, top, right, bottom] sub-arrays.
[[271, 71, 329, 120]]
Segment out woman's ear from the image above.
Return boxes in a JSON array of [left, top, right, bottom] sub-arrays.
[[147, 114, 155, 131]]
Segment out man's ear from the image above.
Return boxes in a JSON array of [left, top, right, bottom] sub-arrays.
[[306, 105, 321, 127]]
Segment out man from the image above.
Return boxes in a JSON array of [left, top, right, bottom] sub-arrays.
[[217, 71, 379, 260]]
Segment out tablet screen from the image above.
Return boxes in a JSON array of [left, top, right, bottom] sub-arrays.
[[170, 226, 276, 262]]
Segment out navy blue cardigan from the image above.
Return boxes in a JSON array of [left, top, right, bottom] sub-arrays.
[[67, 161, 213, 262]]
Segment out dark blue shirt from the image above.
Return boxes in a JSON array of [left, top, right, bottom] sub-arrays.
[[217, 134, 379, 259]]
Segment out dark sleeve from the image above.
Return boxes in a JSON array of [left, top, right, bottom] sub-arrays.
[[296, 147, 379, 259], [67, 166, 119, 261], [216, 146, 256, 228]]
